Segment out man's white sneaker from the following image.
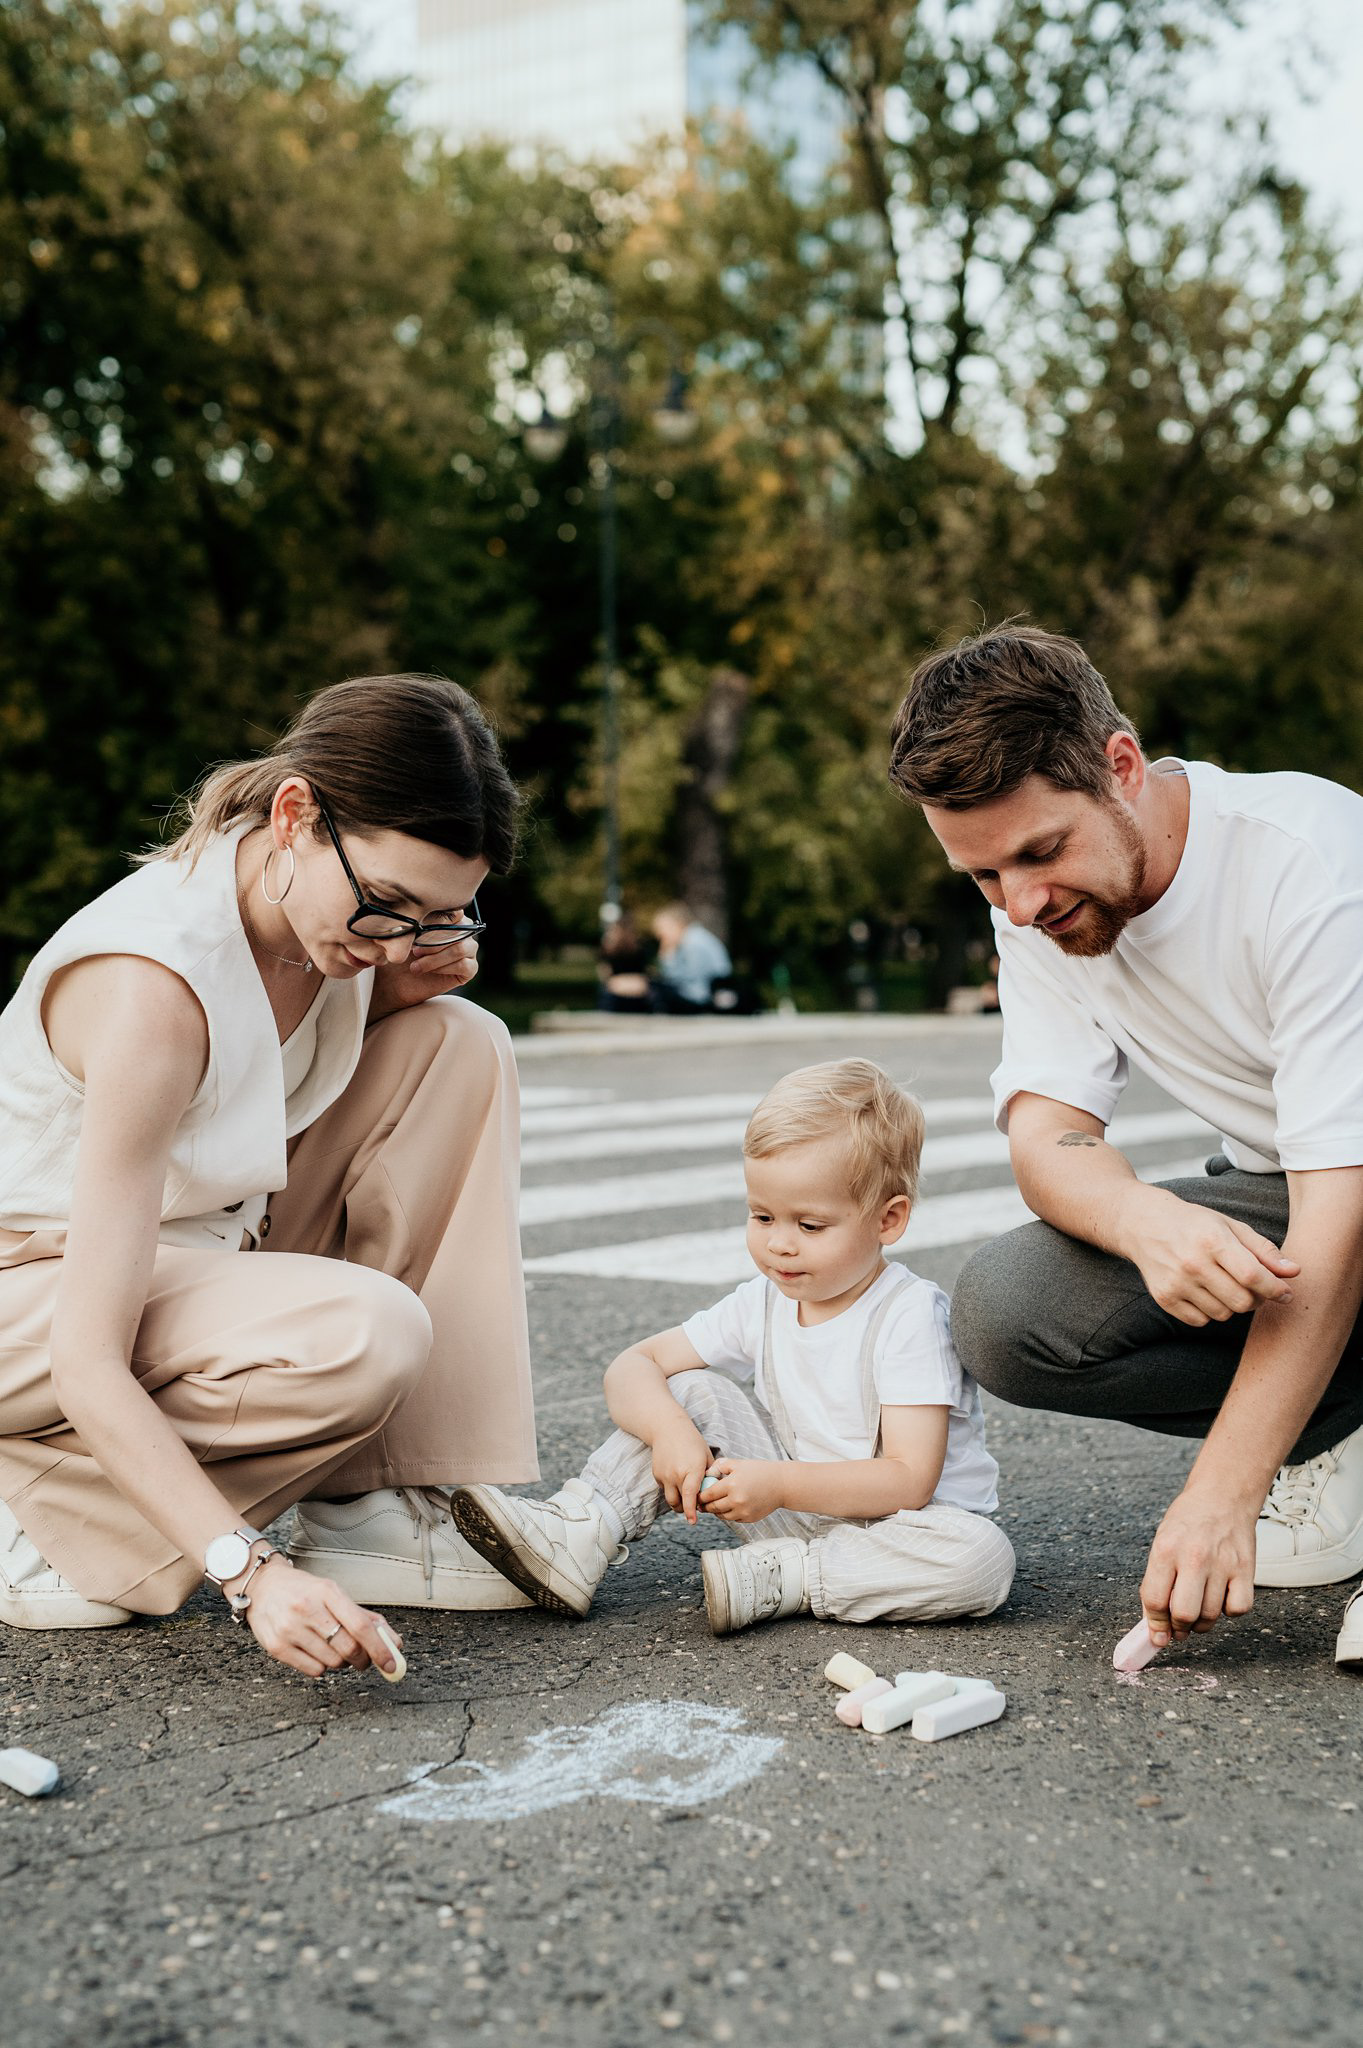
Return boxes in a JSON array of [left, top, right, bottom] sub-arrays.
[[1254, 1423, 1363, 1587], [288, 1487, 533, 1610], [1336, 1586, 1363, 1667], [451, 1478, 627, 1619], [1326, 1581, 1358, 1662], [0, 1497, 132, 1630], [701, 1537, 809, 1637]]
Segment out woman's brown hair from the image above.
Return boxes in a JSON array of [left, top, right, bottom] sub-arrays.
[[144, 674, 522, 872]]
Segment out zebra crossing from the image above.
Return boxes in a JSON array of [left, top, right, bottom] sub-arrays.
[[518, 1082, 1216, 1287]]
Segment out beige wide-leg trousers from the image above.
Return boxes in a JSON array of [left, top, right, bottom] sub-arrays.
[[0, 997, 539, 1614]]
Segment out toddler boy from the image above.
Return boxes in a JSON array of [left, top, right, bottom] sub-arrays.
[[454, 1060, 1014, 1634]]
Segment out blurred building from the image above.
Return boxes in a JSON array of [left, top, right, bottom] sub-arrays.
[[392, 0, 843, 186]]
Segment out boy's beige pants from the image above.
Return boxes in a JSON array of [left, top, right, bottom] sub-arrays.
[[0, 997, 539, 1613]]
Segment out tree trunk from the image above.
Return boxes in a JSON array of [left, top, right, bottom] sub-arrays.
[[678, 665, 750, 945]]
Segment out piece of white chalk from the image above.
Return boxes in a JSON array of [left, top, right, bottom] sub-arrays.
[[941, 1675, 1003, 1700], [911, 1688, 1006, 1742], [0, 1747, 60, 1798], [824, 1651, 878, 1692], [863, 1673, 956, 1734], [835, 1678, 894, 1728], [1113, 1619, 1161, 1672], [889, 1670, 958, 1714], [375, 1623, 406, 1684]]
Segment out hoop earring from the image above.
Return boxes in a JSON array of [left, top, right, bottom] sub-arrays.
[[261, 843, 296, 905]]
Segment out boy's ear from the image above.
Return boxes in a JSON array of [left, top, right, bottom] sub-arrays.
[[879, 1193, 911, 1246]]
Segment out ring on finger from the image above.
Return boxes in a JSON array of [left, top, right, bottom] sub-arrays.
[[323, 1623, 343, 1644]]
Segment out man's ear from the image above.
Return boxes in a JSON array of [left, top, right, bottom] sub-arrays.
[[879, 1194, 911, 1246], [1104, 730, 1145, 800]]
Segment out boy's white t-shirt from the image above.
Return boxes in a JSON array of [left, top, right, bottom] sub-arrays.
[[991, 760, 1363, 1173], [681, 1261, 999, 1515]]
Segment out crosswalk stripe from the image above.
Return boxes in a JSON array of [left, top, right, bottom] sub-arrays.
[[519, 1110, 1211, 1228], [522, 1154, 1211, 1283], [520, 1090, 995, 1141]]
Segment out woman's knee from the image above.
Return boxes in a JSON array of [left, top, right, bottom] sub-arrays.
[[312, 1268, 432, 1421]]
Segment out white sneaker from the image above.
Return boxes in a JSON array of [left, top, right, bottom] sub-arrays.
[[288, 1487, 533, 1610], [1254, 1423, 1363, 1587], [0, 1497, 132, 1630], [451, 1478, 627, 1619], [1336, 1586, 1363, 1667], [701, 1537, 809, 1637]]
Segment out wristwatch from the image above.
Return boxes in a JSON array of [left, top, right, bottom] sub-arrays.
[[203, 1526, 266, 1590]]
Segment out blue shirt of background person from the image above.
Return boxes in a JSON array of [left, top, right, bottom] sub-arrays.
[[652, 903, 732, 1009]]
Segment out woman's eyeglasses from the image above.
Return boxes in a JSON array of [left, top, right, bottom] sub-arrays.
[[315, 798, 486, 951]]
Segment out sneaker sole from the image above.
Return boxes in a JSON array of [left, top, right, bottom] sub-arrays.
[[288, 1544, 533, 1611], [0, 1594, 133, 1630], [449, 1493, 590, 1620], [1254, 1521, 1363, 1588], [1335, 1626, 1363, 1667], [701, 1552, 735, 1635]]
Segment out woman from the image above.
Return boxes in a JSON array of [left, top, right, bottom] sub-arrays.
[[0, 674, 537, 1678]]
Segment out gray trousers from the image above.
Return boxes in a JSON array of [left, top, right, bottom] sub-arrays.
[[951, 1158, 1363, 1463], [581, 1369, 1015, 1625]]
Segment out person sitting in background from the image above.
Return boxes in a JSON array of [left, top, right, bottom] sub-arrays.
[[597, 912, 653, 1014], [651, 901, 732, 1014]]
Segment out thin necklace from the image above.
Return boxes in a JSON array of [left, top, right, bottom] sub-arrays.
[[237, 880, 313, 972]]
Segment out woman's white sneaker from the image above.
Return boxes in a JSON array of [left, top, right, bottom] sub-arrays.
[[1254, 1423, 1363, 1586], [1336, 1586, 1363, 1667], [701, 1537, 809, 1636], [289, 1487, 533, 1609], [0, 1498, 132, 1630]]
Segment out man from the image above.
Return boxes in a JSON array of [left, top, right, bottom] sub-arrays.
[[888, 624, 1363, 1666], [651, 902, 732, 1014]]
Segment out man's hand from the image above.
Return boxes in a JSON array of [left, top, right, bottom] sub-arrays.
[[1139, 1486, 1257, 1646], [369, 938, 480, 1022], [1119, 1184, 1299, 1327], [701, 1458, 788, 1525], [651, 1414, 713, 1524]]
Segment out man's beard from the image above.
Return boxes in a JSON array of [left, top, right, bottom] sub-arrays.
[[1041, 805, 1147, 958]]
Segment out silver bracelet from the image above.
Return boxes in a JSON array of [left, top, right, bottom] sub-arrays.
[[226, 1543, 285, 1625]]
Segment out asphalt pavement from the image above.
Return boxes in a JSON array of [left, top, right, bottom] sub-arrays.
[[3, 1012, 1359, 2048]]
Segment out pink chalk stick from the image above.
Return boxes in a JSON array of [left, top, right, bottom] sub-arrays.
[[835, 1677, 894, 1727], [1113, 1619, 1161, 1672]]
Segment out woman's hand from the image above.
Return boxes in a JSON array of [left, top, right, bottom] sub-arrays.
[[651, 1414, 714, 1524], [701, 1457, 788, 1524], [242, 1556, 403, 1677], [369, 938, 480, 1022]]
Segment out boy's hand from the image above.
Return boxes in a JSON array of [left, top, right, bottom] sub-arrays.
[[702, 1458, 787, 1524], [651, 1415, 713, 1524]]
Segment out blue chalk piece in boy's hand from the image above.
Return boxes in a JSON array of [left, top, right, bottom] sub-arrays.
[[699, 1473, 720, 1497]]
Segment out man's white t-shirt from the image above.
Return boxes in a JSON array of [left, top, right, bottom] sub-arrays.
[[991, 760, 1363, 1174], [681, 1261, 999, 1514]]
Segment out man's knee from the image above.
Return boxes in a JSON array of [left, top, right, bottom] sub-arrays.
[[951, 1234, 1042, 1402]]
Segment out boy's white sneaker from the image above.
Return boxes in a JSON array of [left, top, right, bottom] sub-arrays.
[[289, 1487, 533, 1610], [451, 1478, 626, 1619], [0, 1497, 132, 1630], [702, 1537, 809, 1636], [1254, 1423, 1363, 1586], [1336, 1585, 1363, 1667]]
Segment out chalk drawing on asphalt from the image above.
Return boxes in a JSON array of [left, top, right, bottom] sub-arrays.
[[378, 1699, 783, 1824]]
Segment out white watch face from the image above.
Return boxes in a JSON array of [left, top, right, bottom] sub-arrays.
[[205, 1532, 253, 1584]]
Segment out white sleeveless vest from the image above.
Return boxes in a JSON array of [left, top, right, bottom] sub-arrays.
[[0, 826, 372, 1251]]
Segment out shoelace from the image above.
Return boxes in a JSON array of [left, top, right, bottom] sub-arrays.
[[399, 1486, 455, 1599], [745, 1548, 786, 1615], [1262, 1452, 1337, 1525]]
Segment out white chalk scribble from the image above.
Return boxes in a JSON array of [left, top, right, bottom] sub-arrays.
[[379, 1698, 783, 1824]]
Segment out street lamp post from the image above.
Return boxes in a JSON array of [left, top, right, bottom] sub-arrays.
[[526, 315, 696, 934]]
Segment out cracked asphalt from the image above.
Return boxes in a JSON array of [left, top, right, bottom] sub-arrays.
[[3, 1016, 1359, 2047]]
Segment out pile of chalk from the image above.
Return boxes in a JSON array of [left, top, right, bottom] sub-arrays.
[[825, 1652, 1005, 1741]]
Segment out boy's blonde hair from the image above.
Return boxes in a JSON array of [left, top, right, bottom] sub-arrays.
[[743, 1060, 926, 1211]]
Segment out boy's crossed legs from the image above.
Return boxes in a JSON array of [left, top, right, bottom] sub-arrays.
[[454, 1368, 1014, 1634]]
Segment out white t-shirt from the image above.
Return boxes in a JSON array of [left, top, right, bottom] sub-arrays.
[[991, 760, 1363, 1173], [681, 1262, 1000, 1514]]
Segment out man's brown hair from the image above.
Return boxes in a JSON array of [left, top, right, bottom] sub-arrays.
[[888, 624, 1138, 810]]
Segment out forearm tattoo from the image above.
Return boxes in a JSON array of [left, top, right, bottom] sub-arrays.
[[1057, 1130, 1100, 1147]]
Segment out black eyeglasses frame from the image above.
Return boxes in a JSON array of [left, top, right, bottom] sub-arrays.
[[313, 797, 486, 951]]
